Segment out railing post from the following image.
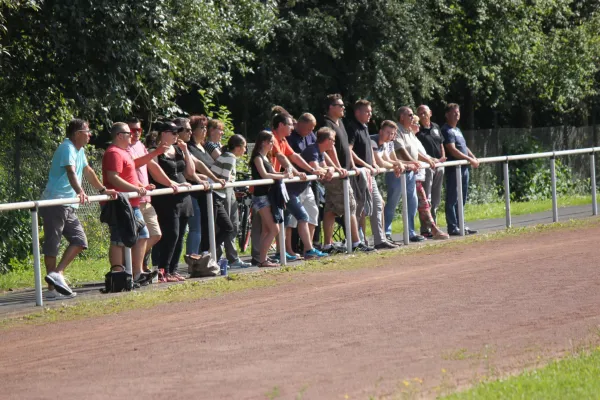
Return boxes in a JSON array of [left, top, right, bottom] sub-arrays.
[[278, 219, 286, 266], [206, 190, 217, 261], [591, 152, 597, 216], [123, 247, 132, 275], [550, 157, 558, 222], [456, 166, 465, 236], [30, 206, 43, 306], [503, 161, 511, 228], [400, 173, 409, 245], [342, 177, 353, 254]]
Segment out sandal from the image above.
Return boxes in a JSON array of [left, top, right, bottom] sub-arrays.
[[433, 231, 450, 240], [173, 272, 186, 281], [165, 274, 179, 283], [258, 260, 280, 268]]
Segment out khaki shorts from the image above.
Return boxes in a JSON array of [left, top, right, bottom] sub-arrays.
[[323, 179, 357, 217], [140, 202, 161, 237]]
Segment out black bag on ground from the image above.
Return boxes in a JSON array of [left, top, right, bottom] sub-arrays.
[[104, 267, 133, 293]]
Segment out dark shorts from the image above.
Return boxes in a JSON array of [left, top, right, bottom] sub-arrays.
[[40, 205, 88, 257]]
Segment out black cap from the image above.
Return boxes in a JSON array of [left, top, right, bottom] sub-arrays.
[[156, 121, 184, 133]]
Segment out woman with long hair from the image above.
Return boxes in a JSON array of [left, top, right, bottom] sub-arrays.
[[249, 131, 287, 268]]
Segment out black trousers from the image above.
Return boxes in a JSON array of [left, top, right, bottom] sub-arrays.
[[198, 192, 210, 253], [155, 209, 189, 274], [213, 194, 234, 256]]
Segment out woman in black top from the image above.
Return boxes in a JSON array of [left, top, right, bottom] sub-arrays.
[[249, 131, 287, 268], [151, 122, 209, 282]]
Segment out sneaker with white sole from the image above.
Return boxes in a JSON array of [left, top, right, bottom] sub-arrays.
[[44, 272, 73, 296], [45, 289, 77, 301], [230, 259, 251, 268]]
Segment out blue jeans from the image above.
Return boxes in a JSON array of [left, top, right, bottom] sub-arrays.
[[186, 196, 201, 255], [445, 166, 470, 233], [384, 171, 418, 237]]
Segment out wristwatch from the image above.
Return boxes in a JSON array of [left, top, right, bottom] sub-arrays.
[[99, 187, 107, 194]]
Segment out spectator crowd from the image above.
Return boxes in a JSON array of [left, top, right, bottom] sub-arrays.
[[39, 96, 479, 300]]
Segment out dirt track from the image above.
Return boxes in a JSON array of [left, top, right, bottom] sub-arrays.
[[2, 226, 600, 399]]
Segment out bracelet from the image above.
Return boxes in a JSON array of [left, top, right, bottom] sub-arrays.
[[99, 187, 107, 194]]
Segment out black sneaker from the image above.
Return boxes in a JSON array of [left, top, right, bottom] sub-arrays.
[[322, 244, 346, 255], [448, 230, 461, 236], [421, 232, 433, 239], [353, 242, 376, 252], [133, 272, 151, 286], [409, 235, 426, 242], [465, 227, 478, 235], [374, 241, 397, 250], [385, 234, 402, 245]]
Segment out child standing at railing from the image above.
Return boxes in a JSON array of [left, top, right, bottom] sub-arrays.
[[249, 131, 288, 268]]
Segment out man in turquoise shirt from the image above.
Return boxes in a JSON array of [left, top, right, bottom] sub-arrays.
[[40, 119, 116, 300]]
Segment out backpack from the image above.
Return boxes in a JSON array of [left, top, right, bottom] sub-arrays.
[[103, 266, 133, 293]]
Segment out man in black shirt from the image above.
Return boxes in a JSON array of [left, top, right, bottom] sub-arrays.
[[322, 93, 374, 253], [345, 99, 396, 249], [416, 105, 446, 230]]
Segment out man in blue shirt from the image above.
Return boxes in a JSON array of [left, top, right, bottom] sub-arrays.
[[40, 119, 117, 300], [441, 103, 480, 235]]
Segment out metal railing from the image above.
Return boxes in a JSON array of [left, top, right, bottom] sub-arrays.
[[1, 146, 600, 306]]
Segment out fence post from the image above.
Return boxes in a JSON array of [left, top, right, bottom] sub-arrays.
[[278, 219, 286, 266], [206, 190, 217, 261], [342, 177, 353, 254], [30, 206, 43, 307], [550, 157, 558, 222], [591, 152, 597, 216], [503, 161, 511, 228], [400, 173, 409, 245], [456, 166, 465, 236]]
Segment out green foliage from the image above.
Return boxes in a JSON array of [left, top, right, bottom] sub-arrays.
[[502, 135, 589, 201]]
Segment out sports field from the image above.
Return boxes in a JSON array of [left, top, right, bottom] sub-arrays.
[[2, 222, 600, 399]]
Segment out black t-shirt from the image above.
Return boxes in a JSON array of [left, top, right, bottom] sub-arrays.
[[323, 116, 352, 170], [416, 122, 443, 159], [287, 143, 323, 196], [251, 155, 274, 197], [345, 118, 373, 166]]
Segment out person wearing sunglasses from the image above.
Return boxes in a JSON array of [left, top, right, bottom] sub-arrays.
[[40, 119, 118, 300]]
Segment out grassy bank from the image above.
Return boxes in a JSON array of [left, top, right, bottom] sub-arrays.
[[441, 349, 600, 400], [0, 194, 595, 292]]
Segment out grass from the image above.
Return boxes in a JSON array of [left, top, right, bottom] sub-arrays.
[[440, 348, 600, 400], [367, 194, 594, 236], [1, 217, 599, 330]]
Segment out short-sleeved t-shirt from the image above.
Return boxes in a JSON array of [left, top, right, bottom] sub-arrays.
[[345, 118, 373, 166], [103, 144, 141, 207], [287, 130, 316, 154], [441, 124, 468, 161], [417, 122, 443, 159], [42, 139, 89, 208], [204, 141, 221, 160], [393, 127, 420, 161], [370, 134, 394, 159], [127, 140, 150, 204], [287, 143, 323, 196], [271, 135, 295, 172], [323, 116, 352, 170]]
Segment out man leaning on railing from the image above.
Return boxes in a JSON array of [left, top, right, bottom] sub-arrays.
[[40, 119, 117, 301]]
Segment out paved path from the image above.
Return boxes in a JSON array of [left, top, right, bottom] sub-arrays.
[[1, 204, 597, 317]]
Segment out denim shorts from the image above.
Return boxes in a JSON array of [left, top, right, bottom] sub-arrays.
[[252, 195, 270, 212], [108, 207, 149, 245], [284, 193, 309, 226]]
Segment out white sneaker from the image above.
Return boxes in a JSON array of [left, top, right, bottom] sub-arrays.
[[45, 289, 77, 301], [44, 272, 73, 296]]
